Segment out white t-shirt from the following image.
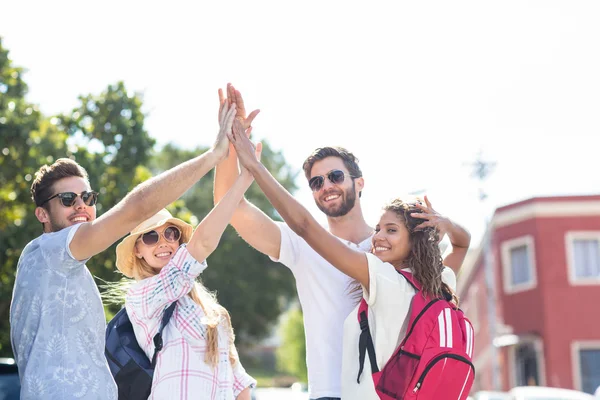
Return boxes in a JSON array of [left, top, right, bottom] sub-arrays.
[[341, 252, 457, 400], [272, 222, 372, 399]]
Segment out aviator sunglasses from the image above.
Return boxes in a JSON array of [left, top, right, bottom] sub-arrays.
[[138, 226, 182, 246], [40, 191, 99, 207], [308, 169, 356, 192]]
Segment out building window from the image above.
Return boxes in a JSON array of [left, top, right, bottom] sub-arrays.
[[515, 342, 540, 386], [566, 232, 600, 285], [502, 236, 537, 294], [509, 335, 546, 388], [572, 342, 600, 394]]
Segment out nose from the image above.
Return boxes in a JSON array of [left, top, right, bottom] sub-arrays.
[[73, 195, 87, 210], [373, 230, 385, 241], [321, 177, 336, 191]]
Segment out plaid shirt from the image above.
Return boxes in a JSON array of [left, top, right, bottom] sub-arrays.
[[126, 244, 255, 399]]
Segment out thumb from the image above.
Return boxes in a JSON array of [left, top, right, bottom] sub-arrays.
[[255, 142, 263, 161]]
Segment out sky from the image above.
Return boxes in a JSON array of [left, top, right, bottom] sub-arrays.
[[2, 0, 600, 246]]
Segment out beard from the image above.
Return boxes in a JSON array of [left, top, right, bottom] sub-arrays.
[[47, 213, 71, 232], [316, 182, 358, 218]]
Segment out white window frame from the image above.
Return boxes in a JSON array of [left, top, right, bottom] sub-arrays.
[[508, 335, 547, 388], [501, 235, 537, 294], [565, 231, 600, 285], [571, 341, 600, 393]]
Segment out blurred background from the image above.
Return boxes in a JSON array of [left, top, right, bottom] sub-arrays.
[[1, 1, 600, 398]]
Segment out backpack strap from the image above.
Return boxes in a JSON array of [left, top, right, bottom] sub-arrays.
[[357, 298, 379, 383], [150, 302, 177, 367], [397, 270, 420, 292]]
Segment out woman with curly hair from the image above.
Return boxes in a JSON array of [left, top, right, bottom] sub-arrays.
[[227, 119, 471, 400]]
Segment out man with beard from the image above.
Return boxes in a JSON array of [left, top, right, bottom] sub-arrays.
[[214, 84, 373, 400], [10, 99, 237, 400]]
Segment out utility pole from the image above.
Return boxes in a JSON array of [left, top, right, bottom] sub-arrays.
[[466, 152, 501, 391]]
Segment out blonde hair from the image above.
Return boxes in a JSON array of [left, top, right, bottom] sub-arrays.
[[131, 245, 239, 368]]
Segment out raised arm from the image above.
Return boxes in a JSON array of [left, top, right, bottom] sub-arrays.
[[187, 154, 258, 262], [70, 102, 237, 261], [229, 120, 371, 288], [213, 83, 281, 259], [412, 195, 471, 274]]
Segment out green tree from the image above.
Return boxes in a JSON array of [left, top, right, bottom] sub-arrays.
[[0, 36, 300, 356], [0, 37, 69, 356], [150, 143, 298, 343], [276, 307, 307, 383], [0, 36, 156, 356]]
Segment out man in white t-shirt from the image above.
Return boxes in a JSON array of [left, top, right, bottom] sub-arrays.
[[214, 84, 469, 400], [10, 106, 236, 399]]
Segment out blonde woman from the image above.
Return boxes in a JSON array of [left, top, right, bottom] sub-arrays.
[[112, 109, 261, 400]]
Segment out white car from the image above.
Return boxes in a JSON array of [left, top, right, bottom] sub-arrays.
[[508, 386, 595, 400]]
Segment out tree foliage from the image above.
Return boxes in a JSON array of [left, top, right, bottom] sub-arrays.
[[0, 37, 299, 356], [276, 307, 307, 383]]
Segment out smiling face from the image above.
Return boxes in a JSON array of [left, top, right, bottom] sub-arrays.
[[133, 223, 181, 272], [372, 210, 412, 266], [35, 176, 97, 233], [309, 157, 363, 218]]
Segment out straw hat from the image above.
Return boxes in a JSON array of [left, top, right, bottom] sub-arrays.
[[115, 209, 193, 278]]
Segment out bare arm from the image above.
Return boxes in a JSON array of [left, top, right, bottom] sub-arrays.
[[229, 120, 370, 288], [412, 195, 471, 274], [70, 102, 237, 261], [188, 163, 256, 262], [235, 388, 251, 400], [213, 84, 281, 259]]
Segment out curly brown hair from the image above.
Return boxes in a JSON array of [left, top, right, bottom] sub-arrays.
[[383, 198, 458, 305]]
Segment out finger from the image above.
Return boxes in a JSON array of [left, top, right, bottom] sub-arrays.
[[424, 195, 433, 210], [411, 212, 431, 220], [220, 101, 231, 127], [245, 109, 260, 128], [415, 221, 433, 230], [224, 104, 237, 131], [414, 203, 429, 212], [218, 88, 226, 118], [255, 142, 263, 161], [234, 89, 247, 118]]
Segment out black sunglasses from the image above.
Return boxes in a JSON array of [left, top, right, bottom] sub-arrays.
[[40, 191, 99, 207], [138, 226, 182, 246], [308, 169, 356, 192]]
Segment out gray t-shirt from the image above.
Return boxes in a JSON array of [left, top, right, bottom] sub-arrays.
[[10, 224, 117, 399]]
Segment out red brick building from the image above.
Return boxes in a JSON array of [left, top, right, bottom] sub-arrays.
[[458, 195, 600, 395]]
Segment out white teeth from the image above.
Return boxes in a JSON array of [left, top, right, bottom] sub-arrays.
[[71, 217, 87, 222], [325, 195, 340, 201], [375, 247, 390, 252], [156, 252, 171, 257]]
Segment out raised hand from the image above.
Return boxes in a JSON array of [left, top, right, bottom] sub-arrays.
[[227, 83, 260, 132], [228, 119, 262, 171], [213, 100, 237, 160], [411, 195, 451, 240]]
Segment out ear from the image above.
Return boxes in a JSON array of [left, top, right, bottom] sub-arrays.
[[133, 243, 143, 259], [355, 177, 365, 193], [35, 207, 50, 224]]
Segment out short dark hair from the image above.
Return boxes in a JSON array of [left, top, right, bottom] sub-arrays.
[[31, 158, 89, 207], [302, 146, 362, 180]]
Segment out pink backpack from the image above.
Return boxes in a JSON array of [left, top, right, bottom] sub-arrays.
[[356, 270, 475, 399]]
